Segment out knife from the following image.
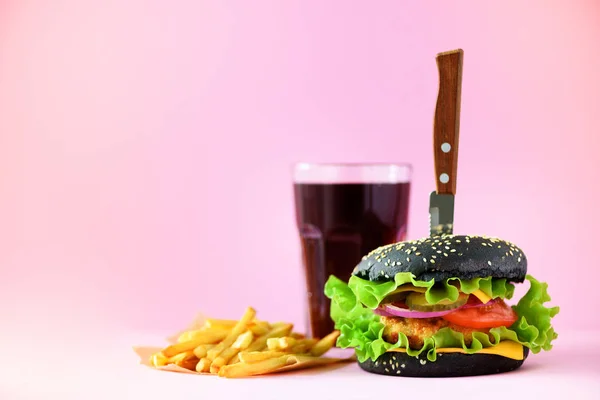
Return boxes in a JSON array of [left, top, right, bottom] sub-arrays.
[[429, 49, 463, 236]]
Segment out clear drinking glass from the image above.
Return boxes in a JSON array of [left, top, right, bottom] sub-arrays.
[[293, 163, 412, 338]]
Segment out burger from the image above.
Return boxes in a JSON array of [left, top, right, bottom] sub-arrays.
[[324, 235, 559, 377]]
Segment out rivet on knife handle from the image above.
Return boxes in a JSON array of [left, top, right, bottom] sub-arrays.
[[433, 49, 463, 195]]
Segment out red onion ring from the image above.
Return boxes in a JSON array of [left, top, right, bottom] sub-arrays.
[[374, 298, 499, 319], [375, 303, 454, 318]]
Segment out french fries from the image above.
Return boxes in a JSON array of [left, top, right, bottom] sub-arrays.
[[207, 307, 256, 361], [168, 350, 196, 366], [210, 330, 254, 374], [218, 355, 293, 378], [290, 332, 306, 339], [196, 357, 211, 373], [310, 330, 341, 357], [150, 352, 168, 367], [289, 341, 319, 354], [179, 358, 201, 371], [227, 353, 241, 365], [177, 327, 229, 343], [238, 350, 286, 363], [266, 337, 296, 351], [205, 319, 270, 336], [249, 321, 270, 336], [266, 337, 318, 352], [245, 324, 293, 353], [162, 329, 229, 357], [147, 307, 345, 378], [192, 344, 215, 359]]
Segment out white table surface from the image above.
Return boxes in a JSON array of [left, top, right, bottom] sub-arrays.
[[2, 330, 598, 400]]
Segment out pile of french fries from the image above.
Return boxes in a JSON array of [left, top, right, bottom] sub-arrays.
[[149, 307, 343, 378]]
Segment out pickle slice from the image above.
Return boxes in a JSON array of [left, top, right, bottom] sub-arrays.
[[406, 292, 468, 312], [382, 285, 428, 304]]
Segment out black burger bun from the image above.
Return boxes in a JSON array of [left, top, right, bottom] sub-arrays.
[[358, 347, 529, 377], [353, 235, 527, 283]]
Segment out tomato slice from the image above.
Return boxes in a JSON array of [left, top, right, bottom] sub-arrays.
[[441, 298, 518, 328], [388, 301, 408, 309]]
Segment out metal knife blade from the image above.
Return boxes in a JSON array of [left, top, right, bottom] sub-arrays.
[[429, 191, 454, 236]]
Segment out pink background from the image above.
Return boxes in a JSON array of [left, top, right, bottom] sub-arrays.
[[1, 0, 599, 350]]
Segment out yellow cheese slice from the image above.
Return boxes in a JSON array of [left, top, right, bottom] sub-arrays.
[[388, 286, 493, 305], [470, 289, 492, 304], [387, 341, 524, 360]]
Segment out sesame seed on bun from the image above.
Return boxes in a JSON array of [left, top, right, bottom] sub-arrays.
[[358, 348, 529, 377], [352, 235, 527, 283]]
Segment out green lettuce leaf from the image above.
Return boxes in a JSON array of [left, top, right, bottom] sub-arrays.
[[324, 274, 559, 363], [511, 275, 560, 352]]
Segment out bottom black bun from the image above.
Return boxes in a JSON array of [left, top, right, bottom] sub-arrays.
[[358, 348, 529, 378]]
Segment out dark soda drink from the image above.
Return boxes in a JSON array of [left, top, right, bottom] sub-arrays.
[[294, 181, 411, 338]]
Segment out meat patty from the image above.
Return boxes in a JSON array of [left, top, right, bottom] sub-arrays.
[[381, 316, 492, 348]]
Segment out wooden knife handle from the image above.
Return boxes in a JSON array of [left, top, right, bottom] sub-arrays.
[[433, 49, 463, 195]]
